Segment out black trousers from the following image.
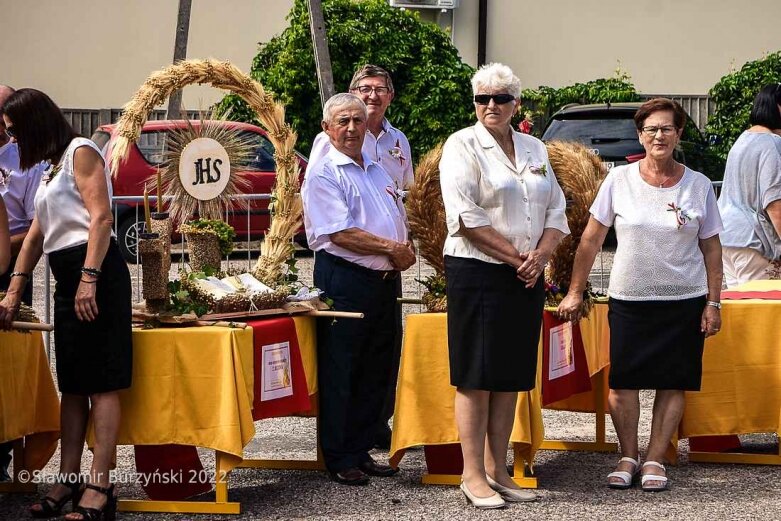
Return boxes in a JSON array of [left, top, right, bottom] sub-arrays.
[[377, 278, 403, 436], [314, 251, 400, 473]]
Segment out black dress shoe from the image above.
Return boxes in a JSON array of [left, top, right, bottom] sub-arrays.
[[329, 467, 370, 486], [359, 459, 399, 477]]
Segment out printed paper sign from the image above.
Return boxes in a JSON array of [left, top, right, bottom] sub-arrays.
[[548, 322, 576, 380], [261, 341, 293, 401]]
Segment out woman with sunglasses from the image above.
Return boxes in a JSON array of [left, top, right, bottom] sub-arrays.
[[558, 98, 723, 492], [718, 84, 781, 286], [439, 62, 569, 509], [0, 89, 132, 520]]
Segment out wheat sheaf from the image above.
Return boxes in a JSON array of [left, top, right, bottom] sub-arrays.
[[110, 58, 301, 285], [406, 143, 447, 275]]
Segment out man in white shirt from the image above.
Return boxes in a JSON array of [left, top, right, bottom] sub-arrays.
[[308, 64, 414, 190], [309, 65, 413, 448], [302, 93, 415, 486], [0, 84, 46, 481]]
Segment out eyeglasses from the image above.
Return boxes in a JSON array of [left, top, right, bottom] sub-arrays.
[[353, 85, 391, 96], [4, 126, 16, 139], [474, 94, 516, 105], [641, 125, 678, 136]]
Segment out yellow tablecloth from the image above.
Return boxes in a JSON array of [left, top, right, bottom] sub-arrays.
[[679, 280, 781, 438], [292, 316, 318, 396], [0, 330, 60, 470], [389, 313, 544, 468], [114, 326, 255, 473]]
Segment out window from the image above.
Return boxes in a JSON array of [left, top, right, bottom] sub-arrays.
[[136, 131, 168, 165], [240, 131, 276, 171], [543, 118, 638, 143]]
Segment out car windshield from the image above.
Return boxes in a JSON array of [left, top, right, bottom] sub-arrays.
[[543, 118, 638, 143]]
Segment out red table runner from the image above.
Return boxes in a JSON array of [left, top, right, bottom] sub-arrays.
[[721, 290, 781, 300], [247, 317, 312, 420]]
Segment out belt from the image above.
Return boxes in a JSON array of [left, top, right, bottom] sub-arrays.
[[319, 250, 399, 280]]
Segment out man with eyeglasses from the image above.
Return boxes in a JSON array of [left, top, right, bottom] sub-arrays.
[[309, 65, 414, 450], [309, 64, 414, 191], [0, 84, 46, 482]]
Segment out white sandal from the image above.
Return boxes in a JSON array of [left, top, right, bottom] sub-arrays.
[[607, 456, 640, 489], [641, 461, 668, 492]]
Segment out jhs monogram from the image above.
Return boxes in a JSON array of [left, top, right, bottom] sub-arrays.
[[192, 158, 223, 185]]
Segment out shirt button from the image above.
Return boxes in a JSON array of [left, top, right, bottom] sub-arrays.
[[527, 217, 531, 221], [523, 197, 528, 202]]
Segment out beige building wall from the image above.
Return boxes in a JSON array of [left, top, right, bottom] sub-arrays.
[[1, 0, 779, 109], [0, 0, 294, 109], [446, 0, 780, 95]]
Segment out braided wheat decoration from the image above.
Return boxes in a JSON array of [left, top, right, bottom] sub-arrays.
[[110, 58, 301, 285]]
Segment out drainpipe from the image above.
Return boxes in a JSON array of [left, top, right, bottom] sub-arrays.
[[477, 0, 487, 67]]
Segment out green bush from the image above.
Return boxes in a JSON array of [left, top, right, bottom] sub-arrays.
[[520, 72, 641, 133], [705, 51, 781, 161], [215, 0, 476, 160]]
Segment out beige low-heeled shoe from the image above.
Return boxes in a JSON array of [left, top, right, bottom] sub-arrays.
[[460, 481, 506, 509], [486, 474, 539, 502]]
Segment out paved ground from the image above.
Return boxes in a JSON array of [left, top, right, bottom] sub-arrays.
[[2, 248, 779, 520]]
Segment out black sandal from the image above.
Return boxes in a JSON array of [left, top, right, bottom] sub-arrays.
[[68, 483, 117, 521], [29, 476, 84, 518]]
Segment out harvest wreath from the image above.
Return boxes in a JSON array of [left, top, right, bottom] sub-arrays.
[[111, 58, 333, 322]]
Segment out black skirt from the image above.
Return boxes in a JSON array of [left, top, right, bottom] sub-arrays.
[[608, 296, 706, 391], [444, 255, 545, 392], [49, 240, 133, 395]]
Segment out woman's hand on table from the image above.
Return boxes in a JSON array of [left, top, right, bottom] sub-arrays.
[[75, 279, 99, 322], [701, 305, 721, 337], [516, 248, 549, 288], [557, 292, 584, 322], [0, 292, 21, 329]]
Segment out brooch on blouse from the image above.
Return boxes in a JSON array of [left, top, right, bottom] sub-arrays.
[[42, 163, 62, 184], [667, 202, 691, 229], [385, 185, 403, 203], [529, 163, 547, 176], [0, 168, 9, 187], [388, 139, 407, 167]]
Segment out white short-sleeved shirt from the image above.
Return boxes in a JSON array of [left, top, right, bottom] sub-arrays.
[[590, 162, 723, 301], [302, 147, 408, 271], [309, 118, 414, 189], [34, 138, 115, 254], [439, 122, 570, 264], [0, 142, 46, 235]]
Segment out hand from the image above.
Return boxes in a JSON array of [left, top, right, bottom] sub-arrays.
[[701, 305, 721, 337], [75, 280, 99, 322], [516, 249, 549, 288], [0, 293, 21, 330], [557, 292, 584, 322], [405, 240, 417, 256], [388, 241, 416, 271]]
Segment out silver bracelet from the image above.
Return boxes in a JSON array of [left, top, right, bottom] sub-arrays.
[[705, 300, 722, 309]]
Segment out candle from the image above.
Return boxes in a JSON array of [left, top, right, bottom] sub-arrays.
[[143, 185, 152, 230], [156, 169, 163, 211]]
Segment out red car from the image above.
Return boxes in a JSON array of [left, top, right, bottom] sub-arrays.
[[91, 120, 308, 262]]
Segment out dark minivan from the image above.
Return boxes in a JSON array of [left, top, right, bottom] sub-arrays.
[[540, 102, 723, 180]]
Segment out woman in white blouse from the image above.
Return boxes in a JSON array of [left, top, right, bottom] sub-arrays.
[[439, 63, 569, 509], [0, 89, 131, 520], [558, 98, 723, 492]]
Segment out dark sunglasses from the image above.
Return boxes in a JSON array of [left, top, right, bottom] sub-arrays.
[[4, 126, 16, 138], [474, 94, 516, 105]]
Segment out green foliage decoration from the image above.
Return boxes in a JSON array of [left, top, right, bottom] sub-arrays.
[[215, 0, 476, 160], [705, 51, 781, 161]]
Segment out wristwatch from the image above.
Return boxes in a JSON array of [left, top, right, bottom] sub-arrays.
[[706, 300, 722, 310]]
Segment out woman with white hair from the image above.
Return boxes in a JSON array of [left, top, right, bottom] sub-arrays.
[[439, 63, 569, 508]]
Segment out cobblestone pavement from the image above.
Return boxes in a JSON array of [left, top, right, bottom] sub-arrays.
[[2, 248, 778, 520]]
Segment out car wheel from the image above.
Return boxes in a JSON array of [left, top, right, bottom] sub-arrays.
[[117, 214, 148, 264]]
